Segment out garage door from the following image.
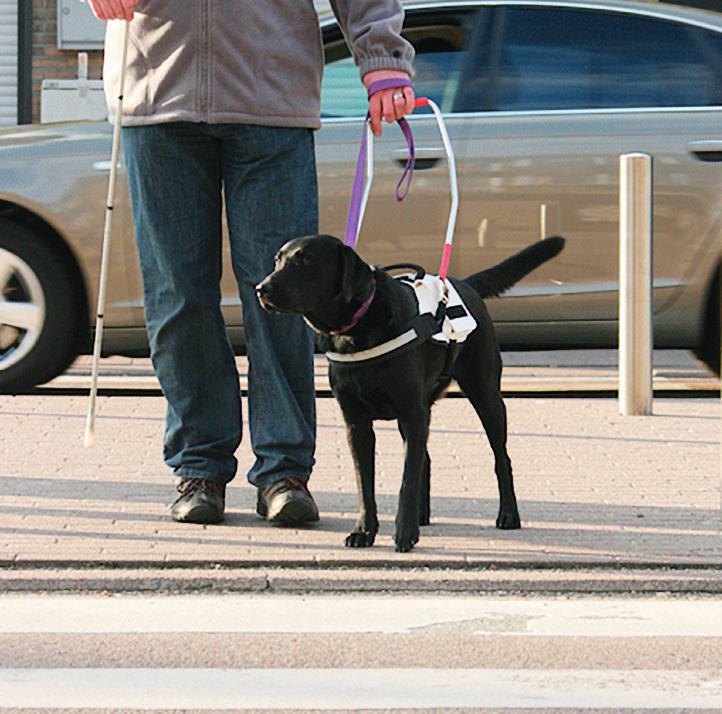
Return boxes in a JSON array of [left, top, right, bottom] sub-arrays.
[[0, 0, 17, 127]]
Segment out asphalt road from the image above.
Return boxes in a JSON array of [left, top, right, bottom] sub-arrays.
[[2, 593, 722, 712]]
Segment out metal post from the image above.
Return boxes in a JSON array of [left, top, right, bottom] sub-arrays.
[[619, 153, 653, 416]]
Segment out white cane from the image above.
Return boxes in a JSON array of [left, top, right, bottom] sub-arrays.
[[84, 21, 131, 448]]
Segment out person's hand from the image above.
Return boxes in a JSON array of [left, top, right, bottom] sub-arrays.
[[363, 70, 414, 137], [86, 0, 138, 21]]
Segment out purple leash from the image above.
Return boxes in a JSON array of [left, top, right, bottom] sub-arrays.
[[344, 78, 416, 249]]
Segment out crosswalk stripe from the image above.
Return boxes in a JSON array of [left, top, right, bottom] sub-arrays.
[[2, 668, 721, 709], [5, 596, 720, 710], [2, 595, 722, 636]]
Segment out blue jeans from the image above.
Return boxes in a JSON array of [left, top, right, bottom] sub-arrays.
[[122, 122, 317, 488]]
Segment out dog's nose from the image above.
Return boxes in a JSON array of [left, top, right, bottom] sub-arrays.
[[255, 281, 270, 297]]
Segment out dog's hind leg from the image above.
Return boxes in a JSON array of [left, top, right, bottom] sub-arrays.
[[344, 418, 379, 548], [455, 363, 521, 530]]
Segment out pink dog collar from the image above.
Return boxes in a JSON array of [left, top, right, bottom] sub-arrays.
[[329, 287, 376, 336]]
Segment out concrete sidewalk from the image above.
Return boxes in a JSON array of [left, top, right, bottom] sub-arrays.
[[1, 375, 719, 592]]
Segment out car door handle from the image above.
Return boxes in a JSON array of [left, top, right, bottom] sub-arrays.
[[393, 147, 444, 170], [688, 140, 722, 162], [93, 160, 123, 172]]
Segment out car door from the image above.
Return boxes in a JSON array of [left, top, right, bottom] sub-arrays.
[[455, 3, 722, 346], [316, 7, 483, 275]]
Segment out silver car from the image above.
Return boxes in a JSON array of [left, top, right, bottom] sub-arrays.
[[1, 0, 721, 391]]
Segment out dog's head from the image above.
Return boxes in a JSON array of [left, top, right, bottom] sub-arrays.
[[256, 234, 375, 332]]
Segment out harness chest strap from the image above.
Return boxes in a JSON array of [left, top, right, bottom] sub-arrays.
[[325, 311, 443, 364]]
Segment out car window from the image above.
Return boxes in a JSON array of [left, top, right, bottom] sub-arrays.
[[321, 11, 478, 118], [487, 7, 722, 111]]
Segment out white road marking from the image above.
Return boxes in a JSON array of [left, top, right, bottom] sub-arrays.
[[2, 668, 721, 709], [1, 594, 721, 636]]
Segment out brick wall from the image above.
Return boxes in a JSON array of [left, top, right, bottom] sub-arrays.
[[31, 0, 103, 122]]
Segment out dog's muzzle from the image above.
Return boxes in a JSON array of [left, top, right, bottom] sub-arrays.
[[255, 280, 279, 312]]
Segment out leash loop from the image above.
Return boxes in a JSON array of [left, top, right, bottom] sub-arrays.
[[344, 79, 416, 249]]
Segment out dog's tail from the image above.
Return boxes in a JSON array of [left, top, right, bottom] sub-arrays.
[[463, 236, 565, 299]]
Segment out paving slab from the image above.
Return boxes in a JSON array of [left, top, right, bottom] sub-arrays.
[[0, 385, 719, 593]]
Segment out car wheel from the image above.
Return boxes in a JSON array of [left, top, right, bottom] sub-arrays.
[[0, 219, 81, 392], [693, 265, 720, 376]]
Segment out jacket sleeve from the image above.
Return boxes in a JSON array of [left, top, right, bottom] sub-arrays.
[[330, 0, 415, 78]]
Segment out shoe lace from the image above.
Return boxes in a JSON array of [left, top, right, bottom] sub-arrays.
[[177, 477, 221, 497], [271, 476, 310, 497]]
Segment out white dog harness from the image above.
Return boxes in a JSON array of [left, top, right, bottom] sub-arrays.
[[326, 273, 477, 364]]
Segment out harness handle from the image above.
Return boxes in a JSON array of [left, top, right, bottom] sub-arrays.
[[412, 97, 458, 281], [343, 88, 459, 282]]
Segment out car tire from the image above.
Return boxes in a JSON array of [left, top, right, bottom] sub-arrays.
[[0, 219, 81, 392], [692, 265, 720, 376]]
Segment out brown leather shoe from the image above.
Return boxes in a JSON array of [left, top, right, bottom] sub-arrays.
[[257, 476, 319, 525], [171, 477, 225, 524]]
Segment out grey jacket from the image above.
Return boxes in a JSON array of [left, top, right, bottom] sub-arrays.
[[99, 0, 415, 128]]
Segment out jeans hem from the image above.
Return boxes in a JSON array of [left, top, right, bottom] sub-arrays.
[[252, 472, 312, 490], [174, 468, 233, 485]]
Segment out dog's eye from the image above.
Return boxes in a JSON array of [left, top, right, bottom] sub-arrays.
[[288, 253, 309, 267]]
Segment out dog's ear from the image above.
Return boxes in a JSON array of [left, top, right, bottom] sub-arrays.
[[340, 245, 372, 303]]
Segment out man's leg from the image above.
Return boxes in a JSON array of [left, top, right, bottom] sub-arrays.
[[220, 124, 318, 524], [123, 123, 242, 523]]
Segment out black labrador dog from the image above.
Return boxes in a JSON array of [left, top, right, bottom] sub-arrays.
[[256, 234, 564, 551]]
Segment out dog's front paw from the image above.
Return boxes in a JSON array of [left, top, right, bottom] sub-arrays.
[[394, 524, 419, 552], [496, 510, 521, 529], [345, 530, 376, 548]]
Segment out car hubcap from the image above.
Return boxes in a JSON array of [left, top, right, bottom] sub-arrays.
[[0, 248, 46, 372]]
